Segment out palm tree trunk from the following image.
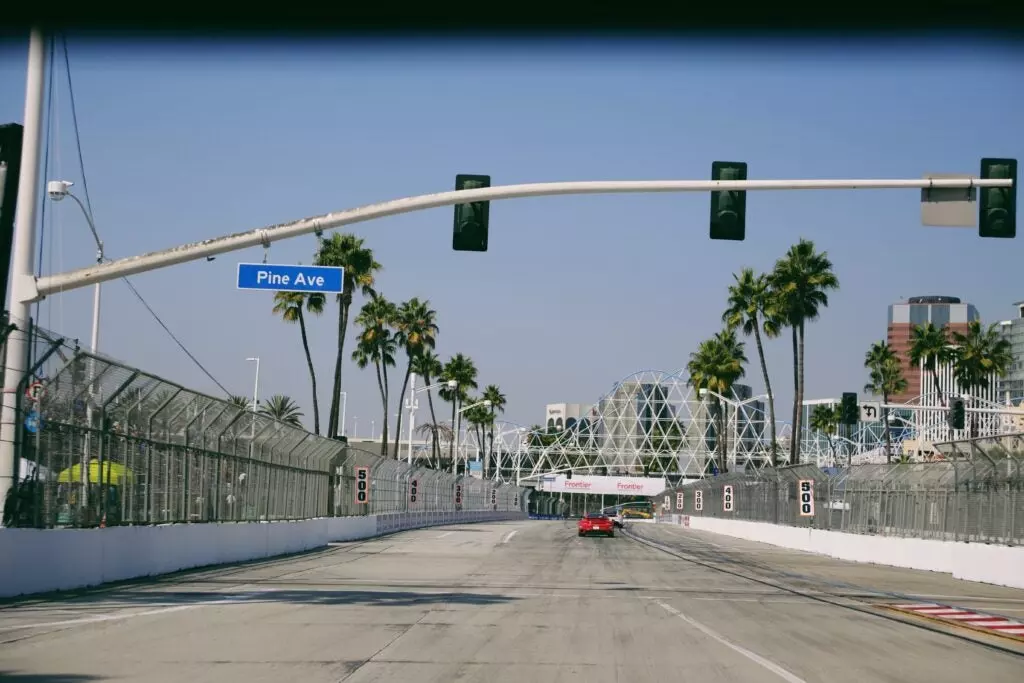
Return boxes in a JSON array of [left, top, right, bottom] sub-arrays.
[[752, 323, 777, 466], [380, 362, 391, 457], [790, 327, 799, 464], [296, 310, 321, 436], [716, 399, 728, 473], [373, 361, 387, 456], [931, 368, 944, 405], [328, 297, 352, 438], [795, 323, 807, 465], [425, 388, 440, 466], [393, 363, 413, 461]]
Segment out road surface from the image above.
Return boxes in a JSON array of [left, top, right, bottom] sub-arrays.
[[2, 520, 1023, 682]]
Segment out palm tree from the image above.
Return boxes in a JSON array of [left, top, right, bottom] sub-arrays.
[[864, 341, 907, 463], [686, 331, 747, 472], [352, 294, 398, 456], [481, 384, 507, 476], [463, 395, 490, 469], [258, 394, 304, 427], [908, 322, 954, 406], [314, 233, 382, 438], [439, 353, 479, 471], [723, 267, 781, 465], [951, 321, 1013, 437], [769, 239, 840, 465], [391, 298, 440, 460], [416, 422, 453, 468], [809, 403, 841, 465], [410, 350, 444, 464], [227, 394, 252, 410], [272, 291, 326, 434]]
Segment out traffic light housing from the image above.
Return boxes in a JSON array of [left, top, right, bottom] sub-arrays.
[[710, 161, 748, 241], [840, 392, 858, 426], [948, 397, 966, 430], [452, 173, 490, 252], [979, 158, 1016, 239]]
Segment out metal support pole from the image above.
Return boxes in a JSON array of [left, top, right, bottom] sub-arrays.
[[30, 175, 1016, 302], [0, 29, 47, 518]]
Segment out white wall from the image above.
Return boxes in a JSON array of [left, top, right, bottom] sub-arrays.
[[0, 510, 524, 599], [678, 515, 1024, 590]]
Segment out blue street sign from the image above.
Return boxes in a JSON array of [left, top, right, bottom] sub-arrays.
[[236, 262, 344, 294], [25, 409, 42, 434]]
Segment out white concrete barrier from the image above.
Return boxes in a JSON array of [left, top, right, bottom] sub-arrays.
[[0, 510, 525, 599], [681, 516, 1024, 590]]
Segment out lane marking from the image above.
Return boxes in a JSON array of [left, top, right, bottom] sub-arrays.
[[436, 531, 454, 539], [655, 601, 807, 683], [501, 529, 518, 545]]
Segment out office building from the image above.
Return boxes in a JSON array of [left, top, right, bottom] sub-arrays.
[[887, 296, 980, 403], [997, 301, 1024, 400]]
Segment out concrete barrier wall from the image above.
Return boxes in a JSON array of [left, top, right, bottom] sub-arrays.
[[0, 510, 525, 599], [679, 515, 1024, 590]]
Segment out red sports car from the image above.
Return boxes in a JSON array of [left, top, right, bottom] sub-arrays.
[[577, 512, 615, 537]]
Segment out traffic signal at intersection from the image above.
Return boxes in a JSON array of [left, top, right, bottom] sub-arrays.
[[710, 161, 748, 241], [840, 392, 859, 426], [979, 158, 1017, 239], [948, 397, 966, 430], [452, 174, 491, 252]]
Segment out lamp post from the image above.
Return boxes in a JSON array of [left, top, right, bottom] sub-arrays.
[[46, 181, 102, 355], [453, 399, 491, 474], [405, 377, 457, 464], [246, 357, 260, 441]]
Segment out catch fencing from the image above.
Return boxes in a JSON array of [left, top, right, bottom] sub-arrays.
[[658, 432, 1024, 546], [4, 335, 527, 528]]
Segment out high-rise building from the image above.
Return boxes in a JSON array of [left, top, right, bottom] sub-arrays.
[[997, 301, 1024, 400], [887, 296, 980, 404]]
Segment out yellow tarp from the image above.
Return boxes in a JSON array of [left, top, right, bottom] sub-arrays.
[[57, 460, 134, 486]]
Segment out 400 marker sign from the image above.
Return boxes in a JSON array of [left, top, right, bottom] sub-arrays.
[[798, 479, 815, 517], [355, 466, 370, 505], [722, 485, 735, 513]]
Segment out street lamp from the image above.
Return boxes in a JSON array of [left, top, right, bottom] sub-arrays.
[[454, 398, 491, 473], [405, 377, 457, 464], [47, 180, 102, 354], [246, 356, 260, 441]]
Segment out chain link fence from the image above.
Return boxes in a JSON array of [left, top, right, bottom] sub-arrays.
[[4, 335, 528, 528], [658, 433, 1024, 545]]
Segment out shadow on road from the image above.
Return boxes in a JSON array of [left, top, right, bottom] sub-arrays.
[[0, 672, 106, 682], [2, 588, 519, 616]]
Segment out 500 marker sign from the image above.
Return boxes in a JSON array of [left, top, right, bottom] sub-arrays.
[[723, 485, 735, 513], [798, 479, 815, 517], [355, 466, 370, 505]]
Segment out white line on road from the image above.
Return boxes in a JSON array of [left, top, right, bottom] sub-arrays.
[[655, 600, 808, 683], [501, 529, 518, 545], [437, 531, 454, 539]]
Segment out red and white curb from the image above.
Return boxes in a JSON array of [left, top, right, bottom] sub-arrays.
[[886, 603, 1024, 640]]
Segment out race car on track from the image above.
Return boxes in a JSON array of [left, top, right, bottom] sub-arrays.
[[577, 512, 615, 537]]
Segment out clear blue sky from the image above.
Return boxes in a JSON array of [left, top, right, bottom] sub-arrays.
[[1, 37, 1021, 434]]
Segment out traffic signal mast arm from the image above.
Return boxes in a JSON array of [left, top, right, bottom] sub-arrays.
[[28, 176, 1014, 303]]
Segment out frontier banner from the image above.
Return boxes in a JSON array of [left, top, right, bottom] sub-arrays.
[[536, 475, 668, 497]]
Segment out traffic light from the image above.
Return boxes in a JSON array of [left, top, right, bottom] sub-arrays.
[[0, 123, 24, 311], [979, 158, 1017, 238], [452, 173, 490, 252], [710, 161, 748, 241], [840, 392, 859, 426], [948, 397, 966, 430]]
